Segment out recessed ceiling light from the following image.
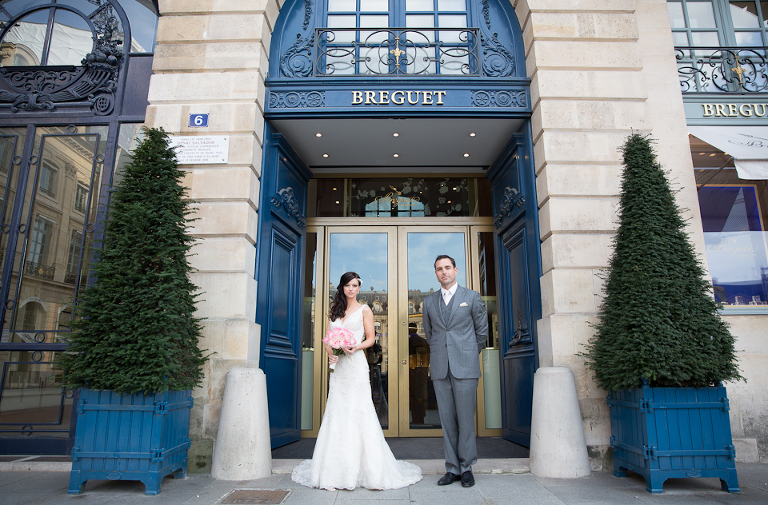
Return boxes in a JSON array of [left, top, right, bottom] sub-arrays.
[[469, 133, 476, 137], [393, 133, 400, 137], [463, 153, 470, 157], [323, 153, 329, 158], [709, 153, 716, 157], [332, 187, 337, 191], [393, 153, 399, 158], [447, 200, 452, 204], [316, 133, 322, 137], [335, 200, 340, 204], [698, 152, 705, 155], [452, 187, 458, 190]]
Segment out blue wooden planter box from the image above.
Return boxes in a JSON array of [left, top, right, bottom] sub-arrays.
[[68, 388, 193, 495], [608, 383, 739, 493]]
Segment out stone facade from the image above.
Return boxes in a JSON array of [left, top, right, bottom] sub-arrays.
[[148, 0, 768, 471]]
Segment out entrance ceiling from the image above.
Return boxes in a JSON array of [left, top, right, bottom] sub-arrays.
[[269, 118, 524, 174]]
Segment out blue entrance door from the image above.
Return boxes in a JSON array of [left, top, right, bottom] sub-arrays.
[[256, 127, 312, 448], [486, 125, 542, 447]]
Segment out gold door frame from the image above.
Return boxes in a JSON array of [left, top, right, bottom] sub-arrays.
[[302, 218, 496, 438]]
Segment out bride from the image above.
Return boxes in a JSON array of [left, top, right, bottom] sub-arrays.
[[291, 271, 423, 490]]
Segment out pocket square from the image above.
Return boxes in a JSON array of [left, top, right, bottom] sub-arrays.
[[459, 302, 468, 307]]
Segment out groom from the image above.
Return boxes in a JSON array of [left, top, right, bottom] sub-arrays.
[[422, 254, 488, 488]]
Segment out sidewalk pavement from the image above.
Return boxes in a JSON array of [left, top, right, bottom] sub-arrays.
[[1, 459, 766, 505]]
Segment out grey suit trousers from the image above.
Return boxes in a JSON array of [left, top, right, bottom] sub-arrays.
[[432, 362, 478, 475]]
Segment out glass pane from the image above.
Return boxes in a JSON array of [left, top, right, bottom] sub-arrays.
[[327, 15, 357, 44], [406, 14, 434, 28], [691, 30, 720, 45], [49, 9, 93, 66], [687, 1, 718, 28], [406, 0, 434, 11], [762, 1, 768, 26], [735, 30, 764, 45], [668, 2, 686, 28], [731, 1, 761, 28], [0, 129, 26, 304], [438, 0, 466, 10], [1, 0, 49, 18], [3, 126, 107, 344], [477, 231, 500, 429], [360, 14, 389, 27], [0, 10, 49, 66], [360, 0, 389, 11], [438, 14, 466, 28], [329, 233, 390, 429], [0, 354, 73, 438], [673, 31, 691, 45], [699, 185, 768, 306], [119, 0, 159, 52], [328, 0, 356, 11], [300, 232, 318, 431], [407, 232, 467, 429], [324, 51, 356, 75]]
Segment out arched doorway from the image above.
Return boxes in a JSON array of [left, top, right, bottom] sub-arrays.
[[0, 0, 158, 455], [257, 0, 541, 449]]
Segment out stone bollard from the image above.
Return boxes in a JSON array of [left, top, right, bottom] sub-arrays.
[[529, 367, 591, 478], [211, 367, 272, 480]]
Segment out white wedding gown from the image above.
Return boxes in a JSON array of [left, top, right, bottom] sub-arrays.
[[291, 305, 423, 490]]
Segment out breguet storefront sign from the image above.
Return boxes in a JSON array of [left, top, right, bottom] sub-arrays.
[[265, 84, 530, 115], [685, 99, 768, 124], [701, 103, 768, 117]]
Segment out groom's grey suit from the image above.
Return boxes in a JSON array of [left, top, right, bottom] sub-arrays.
[[423, 284, 488, 475]]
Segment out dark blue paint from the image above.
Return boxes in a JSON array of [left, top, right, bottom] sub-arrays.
[[256, 126, 312, 448], [609, 383, 739, 493], [486, 122, 542, 447], [68, 388, 192, 495]]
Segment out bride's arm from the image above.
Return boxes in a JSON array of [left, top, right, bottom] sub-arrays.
[[348, 306, 375, 353], [326, 318, 338, 364]]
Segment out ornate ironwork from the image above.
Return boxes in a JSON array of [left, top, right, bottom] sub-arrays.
[[493, 186, 525, 228], [23, 261, 55, 280], [471, 90, 526, 108], [0, 7, 123, 114], [269, 91, 325, 108], [481, 0, 492, 29], [315, 28, 480, 76], [480, 32, 515, 77], [271, 187, 305, 228], [676, 46, 768, 93], [280, 32, 316, 78]]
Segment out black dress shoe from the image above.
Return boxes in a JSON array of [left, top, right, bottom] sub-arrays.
[[461, 470, 475, 487], [437, 472, 460, 486]]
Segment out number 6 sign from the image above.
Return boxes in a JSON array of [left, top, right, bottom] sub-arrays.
[[189, 114, 209, 127]]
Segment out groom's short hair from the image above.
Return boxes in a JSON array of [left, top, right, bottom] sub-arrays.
[[434, 254, 456, 269]]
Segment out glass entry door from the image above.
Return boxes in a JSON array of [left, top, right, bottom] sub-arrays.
[[301, 223, 500, 438]]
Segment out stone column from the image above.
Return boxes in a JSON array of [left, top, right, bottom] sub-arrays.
[[515, 0, 700, 469], [148, 0, 280, 472]]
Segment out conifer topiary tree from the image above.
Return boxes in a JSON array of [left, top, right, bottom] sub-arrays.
[[59, 127, 207, 394], [583, 133, 742, 391]]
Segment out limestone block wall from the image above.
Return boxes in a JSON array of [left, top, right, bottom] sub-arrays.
[[147, 0, 279, 472], [518, 0, 766, 466]]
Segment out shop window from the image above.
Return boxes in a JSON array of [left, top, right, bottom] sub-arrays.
[[668, 1, 768, 46], [692, 136, 768, 310]]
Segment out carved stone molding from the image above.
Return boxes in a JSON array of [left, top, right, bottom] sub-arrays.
[[471, 90, 526, 108], [269, 91, 325, 109], [271, 187, 305, 228]]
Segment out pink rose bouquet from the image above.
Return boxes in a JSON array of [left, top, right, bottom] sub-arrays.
[[323, 327, 356, 372]]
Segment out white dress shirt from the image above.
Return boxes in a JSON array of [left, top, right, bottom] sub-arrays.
[[441, 282, 458, 306]]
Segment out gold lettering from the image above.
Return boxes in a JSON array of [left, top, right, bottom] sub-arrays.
[[352, 91, 363, 105], [740, 104, 753, 117], [378, 91, 390, 104], [702, 104, 714, 117], [754, 104, 767, 116], [422, 91, 433, 104], [435, 91, 446, 105], [715, 104, 727, 117], [365, 91, 377, 104], [407, 91, 420, 104], [392, 90, 405, 104], [728, 103, 738, 116]]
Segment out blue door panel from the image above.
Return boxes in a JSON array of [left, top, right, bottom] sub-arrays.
[[256, 126, 312, 449]]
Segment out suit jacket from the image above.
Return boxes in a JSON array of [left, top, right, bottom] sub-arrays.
[[423, 285, 489, 380]]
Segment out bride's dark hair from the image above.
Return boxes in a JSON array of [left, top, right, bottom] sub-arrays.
[[330, 271, 362, 321]]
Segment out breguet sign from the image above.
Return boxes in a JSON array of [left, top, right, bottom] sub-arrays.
[[701, 103, 768, 118], [684, 98, 768, 124], [265, 84, 530, 115]]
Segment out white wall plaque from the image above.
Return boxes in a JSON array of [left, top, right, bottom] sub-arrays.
[[168, 135, 229, 164]]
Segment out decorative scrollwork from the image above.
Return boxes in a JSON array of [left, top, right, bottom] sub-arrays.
[[471, 90, 526, 108], [0, 6, 122, 114], [280, 32, 316, 78], [315, 28, 480, 76], [481, 0, 492, 29], [481, 32, 515, 77], [676, 46, 768, 93], [271, 187, 305, 228], [269, 91, 325, 108], [493, 186, 525, 228], [303, 0, 313, 30]]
